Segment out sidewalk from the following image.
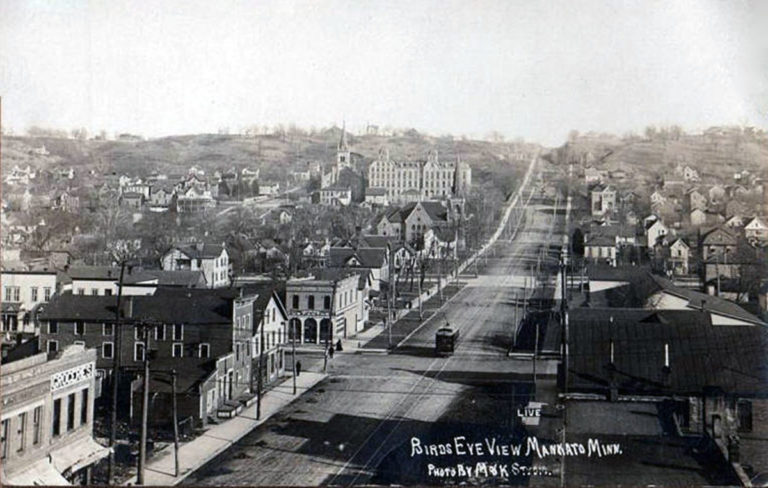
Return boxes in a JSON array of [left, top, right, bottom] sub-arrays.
[[125, 372, 326, 486]]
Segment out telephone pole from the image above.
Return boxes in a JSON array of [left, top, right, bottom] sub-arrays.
[[324, 281, 337, 373], [108, 261, 127, 483], [171, 370, 180, 477], [137, 321, 153, 485], [257, 311, 265, 420], [292, 321, 297, 395]]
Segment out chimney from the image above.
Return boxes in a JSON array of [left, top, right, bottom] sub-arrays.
[[662, 342, 672, 386], [125, 296, 134, 319]]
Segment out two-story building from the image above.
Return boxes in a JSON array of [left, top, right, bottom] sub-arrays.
[[1, 269, 57, 337], [329, 247, 389, 291], [248, 284, 288, 391], [745, 217, 768, 243], [0, 345, 108, 485], [590, 184, 617, 217], [645, 219, 669, 248], [286, 270, 364, 345], [316, 187, 352, 206], [584, 234, 618, 267], [161, 242, 229, 288], [667, 238, 691, 275]]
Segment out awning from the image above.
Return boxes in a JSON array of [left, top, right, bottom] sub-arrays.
[[3, 457, 70, 486], [50, 436, 111, 475]]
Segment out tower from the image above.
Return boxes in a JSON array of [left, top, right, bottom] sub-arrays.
[[336, 122, 351, 170], [454, 155, 472, 197]]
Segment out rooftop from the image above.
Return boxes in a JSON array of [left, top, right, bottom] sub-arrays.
[[568, 307, 768, 396]]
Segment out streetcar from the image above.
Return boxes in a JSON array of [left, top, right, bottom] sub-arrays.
[[435, 327, 459, 356]]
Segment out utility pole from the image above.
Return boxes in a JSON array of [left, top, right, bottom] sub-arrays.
[[437, 257, 443, 303], [292, 320, 297, 395], [171, 370, 180, 477], [417, 262, 423, 320], [137, 322, 152, 486], [108, 261, 127, 483], [533, 308, 540, 385], [560, 257, 569, 395], [257, 310, 265, 420], [324, 281, 336, 373]]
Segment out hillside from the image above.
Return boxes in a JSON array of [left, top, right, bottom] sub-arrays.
[[1, 131, 541, 202], [550, 127, 768, 181]]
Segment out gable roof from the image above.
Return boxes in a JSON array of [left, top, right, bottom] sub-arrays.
[[701, 226, 737, 245], [171, 242, 226, 259], [329, 247, 387, 268], [648, 275, 765, 325]]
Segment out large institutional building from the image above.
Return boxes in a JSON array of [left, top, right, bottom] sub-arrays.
[[367, 148, 472, 203]]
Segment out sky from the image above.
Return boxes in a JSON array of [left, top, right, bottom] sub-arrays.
[[1, 0, 767, 146]]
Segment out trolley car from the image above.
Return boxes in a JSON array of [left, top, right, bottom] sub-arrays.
[[435, 327, 459, 356]]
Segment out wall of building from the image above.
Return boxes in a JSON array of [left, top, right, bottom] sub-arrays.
[[0, 347, 98, 479]]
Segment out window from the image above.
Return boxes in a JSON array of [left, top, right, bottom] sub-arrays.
[[32, 407, 42, 445], [103, 323, 114, 336], [105, 288, 113, 296], [154, 324, 165, 341], [172, 343, 183, 358], [134, 326, 142, 340], [102, 342, 114, 359], [66, 393, 75, 431], [75, 322, 85, 335], [308, 295, 315, 310], [324, 296, 331, 310], [134, 342, 145, 362], [737, 400, 753, 432], [1, 419, 8, 459], [199, 343, 210, 358], [272, 308, 276, 322], [17, 412, 26, 452], [91, 288, 99, 296], [77, 288, 85, 295], [48, 340, 58, 353], [173, 324, 183, 341], [81, 389, 88, 425], [31, 287, 39, 302], [52, 398, 61, 437], [44, 287, 51, 301]]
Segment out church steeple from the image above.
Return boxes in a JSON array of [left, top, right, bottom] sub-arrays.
[[336, 121, 351, 169], [338, 121, 349, 153]]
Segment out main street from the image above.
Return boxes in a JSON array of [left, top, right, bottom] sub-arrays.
[[183, 185, 566, 486]]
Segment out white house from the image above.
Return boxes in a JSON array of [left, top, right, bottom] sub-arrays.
[[1, 270, 57, 334], [650, 191, 667, 206], [364, 188, 389, 206], [683, 165, 699, 182], [259, 182, 280, 196], [161, 242, 229, 288], [318, 187, 352, 206], [668, 239, 690, 275], [745, 217, 768, 242], [646, 219, 669, 248]]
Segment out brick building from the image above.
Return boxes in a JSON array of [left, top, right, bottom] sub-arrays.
[[0, 345, 107, 485]]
